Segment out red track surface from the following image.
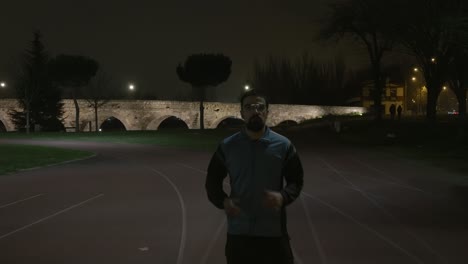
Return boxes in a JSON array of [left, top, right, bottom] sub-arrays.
[[0, 138, 467, 264]]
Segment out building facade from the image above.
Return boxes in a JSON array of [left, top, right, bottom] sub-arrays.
[[361, 81, 405, 115]]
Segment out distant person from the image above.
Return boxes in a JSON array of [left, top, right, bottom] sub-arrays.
[[397, 105, 402, 120], [389, 104, 396, 120], [333, 119, 341, 133], [205, 89, 304, 264]]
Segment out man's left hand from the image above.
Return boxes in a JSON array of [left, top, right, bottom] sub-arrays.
[[263, 190, 283, 211]]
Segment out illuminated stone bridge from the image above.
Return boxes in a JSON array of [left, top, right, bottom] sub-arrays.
[[0, 99, 366, 132]]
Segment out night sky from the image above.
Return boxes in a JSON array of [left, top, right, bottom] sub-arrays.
[[0, 0, 364, 101]]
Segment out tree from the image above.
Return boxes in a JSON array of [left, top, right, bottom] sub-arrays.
[[394, 0, 468, 121], [447, 51, 468, 119], [322, 0, 395, 121], [9, 31, 64, 132], [249, 53, 348, 105], [83, 70, 112, 132], [176, 53, 232, 130], [342, 67, 373, 105], [49, 54, 99, 132]]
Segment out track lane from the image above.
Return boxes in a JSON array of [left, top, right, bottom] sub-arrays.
[[0, 139, 467, 263]]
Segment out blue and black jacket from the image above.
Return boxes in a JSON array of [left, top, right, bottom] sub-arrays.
[[205, 127, 304, 237]]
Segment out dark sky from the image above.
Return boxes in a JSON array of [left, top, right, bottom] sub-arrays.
[[0, 0, 365, 101]]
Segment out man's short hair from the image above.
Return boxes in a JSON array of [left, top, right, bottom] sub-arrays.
[[240, 89, 269, 110]]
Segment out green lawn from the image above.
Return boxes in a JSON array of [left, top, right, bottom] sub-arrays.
[[326, 118, 468, 178], [0, 144, 94, 176], [1, 120, 467, 179], [0, 129, 232, 176], [0, 129, 234, 151]]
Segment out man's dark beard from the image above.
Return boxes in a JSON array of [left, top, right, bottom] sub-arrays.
[[246, 115, 265, 132]]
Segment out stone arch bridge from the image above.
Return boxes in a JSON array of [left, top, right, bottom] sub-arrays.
[[0, 99, 366, 132]]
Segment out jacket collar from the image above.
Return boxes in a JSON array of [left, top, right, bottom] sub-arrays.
[[241, 126, 271, 143]]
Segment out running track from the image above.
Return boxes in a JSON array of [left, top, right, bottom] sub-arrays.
[[0, 136, 467, 264]]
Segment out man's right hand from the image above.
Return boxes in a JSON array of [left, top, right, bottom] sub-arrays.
[[223, 198, 241, 216]]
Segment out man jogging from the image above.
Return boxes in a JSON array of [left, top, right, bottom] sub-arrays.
[[205, 89, 304, 264]]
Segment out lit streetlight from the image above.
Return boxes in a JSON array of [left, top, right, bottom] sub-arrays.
[[244, 85, 250, 91], [431, 57, 436, 63], [128, 83, 135, 91], [411, 77, 417, 81], [413, 68, 418, 72], [0, 82, 6, 88]]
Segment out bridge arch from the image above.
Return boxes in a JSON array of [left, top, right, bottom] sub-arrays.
[[213, 116, 244, 129], [0, 110, 13, 132], [0, 99, 368, 132], [99, 116, 127, 131], [0, 119, 7, 132], [269, 118, 302, 127], [146, 115, 190, 130], [96, 112, 132, 131], [274, 120, 299, 127], [157, 116, 189, 130]]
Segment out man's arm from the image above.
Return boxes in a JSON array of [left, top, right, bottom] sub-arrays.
[[205, 145, 228, 209], [280, 144, 304, 206]]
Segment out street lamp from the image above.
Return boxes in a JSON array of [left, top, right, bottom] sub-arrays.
[[0, 82, 6, 101], [244, 85, 250, 91], [128, 83, 135, 91], [441, 86, 448, 111]]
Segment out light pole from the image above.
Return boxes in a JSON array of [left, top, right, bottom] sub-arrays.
[[404, 67, 421, 115], [419, 86, 427, 115], [442, 86, 448, 112], [410, 76, 419, 114]]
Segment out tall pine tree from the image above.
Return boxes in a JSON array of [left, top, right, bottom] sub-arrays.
[[9, 31, 64, 132]]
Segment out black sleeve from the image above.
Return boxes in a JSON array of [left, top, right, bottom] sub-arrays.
[[205, 145, 228, 209], [280, 144, 304, 206]]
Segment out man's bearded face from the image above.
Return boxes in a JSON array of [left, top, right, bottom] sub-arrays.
[[246, 114, 265, 132], [241, 96, 268, 132]]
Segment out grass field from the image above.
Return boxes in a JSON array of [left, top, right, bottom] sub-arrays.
[[0, 144, 93, 176], [322, 118, 468, 176], [1, 118, 467, 177], [0, 129, 232, 176], [0, 129, 234, 151]]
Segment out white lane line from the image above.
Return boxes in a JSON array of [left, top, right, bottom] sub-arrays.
[[340, 170, 424, 192], [0, 193, 104, 240], [16, 154, 98, 174], [178, 162, 304, 263], [317, 157, 446, 264], [176, 163, 206, 174], [317, 157, 385, 204], [0, 194, 44, 209], [351, 157, 424, 192], [200, 216, 226, 264], [175, 163, 230, 188], [301, 192, 425, 264], [148, 167, 187, 264], [300, 196, 327, 264], [177, 160, 433, 263], [175, 162, 234, 264]]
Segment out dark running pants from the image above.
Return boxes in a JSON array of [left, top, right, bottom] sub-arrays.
[[225, 234, 294, 264]]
